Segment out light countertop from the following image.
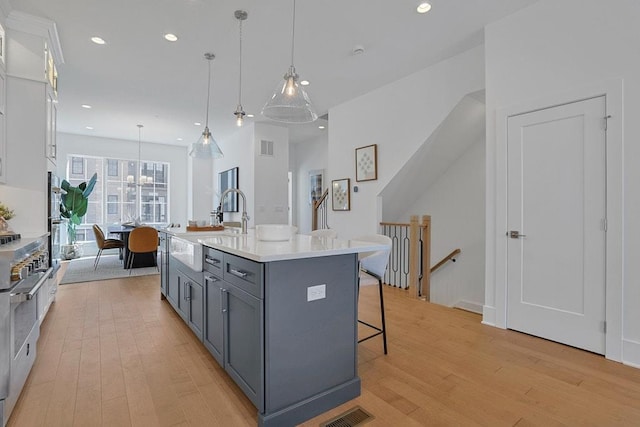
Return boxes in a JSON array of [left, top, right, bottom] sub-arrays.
[[163, 227, 386, 263]]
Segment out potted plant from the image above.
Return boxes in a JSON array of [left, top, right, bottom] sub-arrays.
[[60, 173, 97, 259], [0, 202, 15, 233]]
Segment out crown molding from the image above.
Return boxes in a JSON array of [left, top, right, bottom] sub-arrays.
[[6, 10, 64, 65]]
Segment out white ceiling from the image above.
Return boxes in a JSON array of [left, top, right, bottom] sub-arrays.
[[8, 0, 538, 146]]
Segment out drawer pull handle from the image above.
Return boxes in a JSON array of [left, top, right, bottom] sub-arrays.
[[229, 268, 248, 278], [205, 275, 219, 282], [205, 257, 221, 266]]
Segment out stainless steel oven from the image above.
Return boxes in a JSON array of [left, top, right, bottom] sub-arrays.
[[0, 235, 50, 427]]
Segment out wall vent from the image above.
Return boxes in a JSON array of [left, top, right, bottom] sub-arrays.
[[260, 140, 274, 156]]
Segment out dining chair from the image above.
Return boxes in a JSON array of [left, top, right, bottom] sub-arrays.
[[353, 234, 392, 354], [127, 226, 159, 274], [92, 224, 124, 270], [309, 229, 338, 239]]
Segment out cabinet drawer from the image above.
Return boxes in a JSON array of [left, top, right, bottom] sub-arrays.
[[203, 247, 224, 275], [223, 253, 263, 299]]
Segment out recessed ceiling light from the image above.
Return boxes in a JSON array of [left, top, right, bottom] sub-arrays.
[[164, 33, 178, 42], [247, 114, 254, 118], [300, 80, 310, 86], [318, 125, 325, 129], [85, 126, 94, 130], [416, 2, 431, 13], [194, 122, 201, 126], [177, 137, 183, 141], [81, 104, 92, 109], [91, 36, 106, 45]]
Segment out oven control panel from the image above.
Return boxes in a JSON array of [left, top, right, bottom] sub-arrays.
[[10, 250, 49, 282]]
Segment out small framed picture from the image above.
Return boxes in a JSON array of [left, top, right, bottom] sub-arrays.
[[309, 169, 324, 205], [355, 144, 377, 182], [332, 178, 350, 211]]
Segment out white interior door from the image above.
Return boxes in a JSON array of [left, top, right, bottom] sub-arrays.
[[506, 96, 606, 354]]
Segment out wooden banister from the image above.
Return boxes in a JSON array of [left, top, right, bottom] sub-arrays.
[[312, 188, 329, 230], [431, 249, 461, 274]]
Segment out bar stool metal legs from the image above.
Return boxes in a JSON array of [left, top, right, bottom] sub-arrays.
[[358, 269, 388, 354]]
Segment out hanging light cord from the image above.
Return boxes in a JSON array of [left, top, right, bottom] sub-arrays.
[[205, 57, 212, 128], [290, 0, 296, 67], [238, 18, 243, 105]]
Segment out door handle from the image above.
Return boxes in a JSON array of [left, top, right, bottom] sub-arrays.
[[221, 288, 227, 313], [508, 230, 527, 239]]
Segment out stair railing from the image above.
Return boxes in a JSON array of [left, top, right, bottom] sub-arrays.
[[311, 188, 329, 231], [431, 248, 461, 274], [380, 215, 432, 300]]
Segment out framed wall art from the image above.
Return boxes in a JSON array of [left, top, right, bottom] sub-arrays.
[[309, 169, 324, 205], [219, 167, 239, 212], [332, 178, 350, 211], [355, 144, 377, 182]]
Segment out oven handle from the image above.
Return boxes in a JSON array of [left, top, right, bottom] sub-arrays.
[[10, 267, 53, 303]]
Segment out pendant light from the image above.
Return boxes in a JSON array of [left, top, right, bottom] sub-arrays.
[[234, 10, 248, 127], [189, 53, 224, 158], [262, 0, 318, 123]]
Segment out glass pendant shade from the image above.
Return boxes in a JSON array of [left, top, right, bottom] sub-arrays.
[[262, 0, 318, 124], [190, 52, 224, 159], [262, 66, 318, 123], [189, 126, 223, 158]]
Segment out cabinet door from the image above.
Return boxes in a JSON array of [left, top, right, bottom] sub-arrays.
[[187, 281, 204, 340], [177, 272, 188, 321], [204, 274, 224, 365], [224, 284, 264, 412], [166, 261, 180, 310]]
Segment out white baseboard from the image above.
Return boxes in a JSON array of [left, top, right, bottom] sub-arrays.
[[622, 339, 640, 368], [453, 300, 483, 314], [481, 305, 497, 327]]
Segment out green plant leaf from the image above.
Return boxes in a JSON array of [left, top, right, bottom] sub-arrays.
[[82, 173, 98, 198]]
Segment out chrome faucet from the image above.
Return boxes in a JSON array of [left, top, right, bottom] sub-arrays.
[[220, 188, 249, 234]]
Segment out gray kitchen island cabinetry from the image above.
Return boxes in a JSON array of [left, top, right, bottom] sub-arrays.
[[201, 245, 359, 426], [161, 229, 386, 427], [203, 247, 264, 412], [168, 255, 204, 341]]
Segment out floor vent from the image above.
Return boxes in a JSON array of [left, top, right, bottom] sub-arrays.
[[320, 406, 374, 427]]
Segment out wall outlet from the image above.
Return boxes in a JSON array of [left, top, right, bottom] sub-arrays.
[[307, 284, 326, 302]]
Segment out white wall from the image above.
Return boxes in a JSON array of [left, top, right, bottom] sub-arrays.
[[328, 45, 485, 239], [403, 138, 485, 312], [56, 132, 189, 227], [214, 124, 255, 226], [253, 123, 289, 225], [291, 134, 328, 234], [484, 0, 640, 365]]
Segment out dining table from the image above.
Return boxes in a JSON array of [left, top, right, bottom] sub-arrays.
[[107, 225, 158, 269]]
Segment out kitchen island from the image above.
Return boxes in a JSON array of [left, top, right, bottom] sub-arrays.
[[159, 228, 385, 427]]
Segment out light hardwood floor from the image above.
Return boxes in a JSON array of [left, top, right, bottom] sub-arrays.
[[8, 276, 640, 426]]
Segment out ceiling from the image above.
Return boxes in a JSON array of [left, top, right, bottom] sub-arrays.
[[8, 0, 538, 147]]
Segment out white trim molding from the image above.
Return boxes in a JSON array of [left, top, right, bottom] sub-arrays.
[[623, 339, 640, 369], [490, 78, 624, 363], [6, 10, 64, 65]]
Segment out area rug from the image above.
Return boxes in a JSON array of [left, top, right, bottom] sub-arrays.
[[60, 254, 159, 285]]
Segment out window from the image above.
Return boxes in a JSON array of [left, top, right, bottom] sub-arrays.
[[65, 154, 170, 243], [71, 157, 84, 175], [107, 195, 118, 214], [107, 159, 119, 177]]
